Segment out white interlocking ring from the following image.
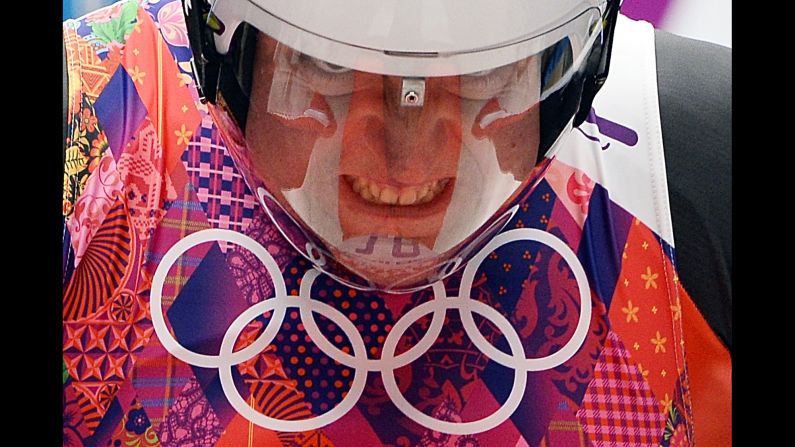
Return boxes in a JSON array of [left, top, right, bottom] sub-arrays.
[[217, 295, 369, 431], [150, 227, 592, 434], [150, 229, 288, 369], [458, 229, 592, 371], [380, 297, 528, 434]]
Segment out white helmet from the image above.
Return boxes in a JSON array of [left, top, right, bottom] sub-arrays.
[[183, 0, 620, 292]]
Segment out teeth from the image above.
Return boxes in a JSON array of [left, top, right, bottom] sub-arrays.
[[369, 182, 381, 199], [380, 187, 398, 205], [418, 184, 429, 199], [398, 188, 417, 205], [344, 175, 450, 206]]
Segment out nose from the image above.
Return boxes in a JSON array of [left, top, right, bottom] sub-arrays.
[[341, 73, 463, 186]]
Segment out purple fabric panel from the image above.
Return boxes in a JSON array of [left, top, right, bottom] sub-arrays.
[[621, 0, 673, 27]]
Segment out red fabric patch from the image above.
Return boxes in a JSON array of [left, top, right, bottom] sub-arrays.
[[607, 219, 686, 409]]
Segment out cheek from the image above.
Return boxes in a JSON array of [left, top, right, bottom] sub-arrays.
[[488, 104, 541, 181], [244, 44, 329, 190], [245, 109, 321, 190]]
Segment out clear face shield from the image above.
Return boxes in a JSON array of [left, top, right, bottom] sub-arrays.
[[204, 3, 605, 292]]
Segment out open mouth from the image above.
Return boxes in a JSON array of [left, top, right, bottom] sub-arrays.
[[343, 175, 450, 206]]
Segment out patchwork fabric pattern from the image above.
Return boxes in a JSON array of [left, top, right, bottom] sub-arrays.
[[126, 334, 195, 429], [63, 197, 132, 321], [117, 117, 178, 240], [577, 332, 669, 446], [107, 396, 161, 447], [226, 207, 298, 306], [608, 219, 688, 413], [182, 113, 258, 252], [158, 377, 224, 447], [63, 282, 154, 433], [64, 93, 109, 219], [141, 177, 212, 306], [63, 1, 693, 445], [537, 402, 591, 447], [117, 3, 201, 175], [66, 151, 124, 267]]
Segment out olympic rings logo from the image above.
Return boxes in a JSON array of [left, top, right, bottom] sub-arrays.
[[151, 228, 591, 435]]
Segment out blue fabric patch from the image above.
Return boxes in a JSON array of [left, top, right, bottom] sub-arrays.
[[200, 122, 214, 139], [478, 220, 589, 446], [576, 184, 632, 310], [84, 397, 124, 447], [478, 180, 557, 316], [75, 16, 95, 39], [94, 66, 148, 160], [142, 0, 169, 17], [166, 243, 248, 425], [507, 180, 557, 231], [141, 0, 194, 64]]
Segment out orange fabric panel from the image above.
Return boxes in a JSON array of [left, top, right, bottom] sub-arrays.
[[214, 413, 283, 447], [608, 220, 686, 411], [681, 285, 731, 445]]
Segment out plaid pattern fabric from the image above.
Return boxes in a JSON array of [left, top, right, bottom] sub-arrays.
[[577, 332, 667, 446], [127, 336, 195, 429], [182, 114, 257, 252], [143, 177, 212, 307]]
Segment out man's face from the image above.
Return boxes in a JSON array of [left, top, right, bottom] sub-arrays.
[[241, 32, 540, 283]]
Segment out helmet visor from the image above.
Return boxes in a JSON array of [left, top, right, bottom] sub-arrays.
[[209, 7, 603, 291]]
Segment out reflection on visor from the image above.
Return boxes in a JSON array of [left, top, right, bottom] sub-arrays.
[[212, 22, 586, 291], [265, 42, 543, 131]]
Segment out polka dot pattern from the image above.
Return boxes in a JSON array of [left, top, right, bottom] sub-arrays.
[[278, 256, 395, 412]]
